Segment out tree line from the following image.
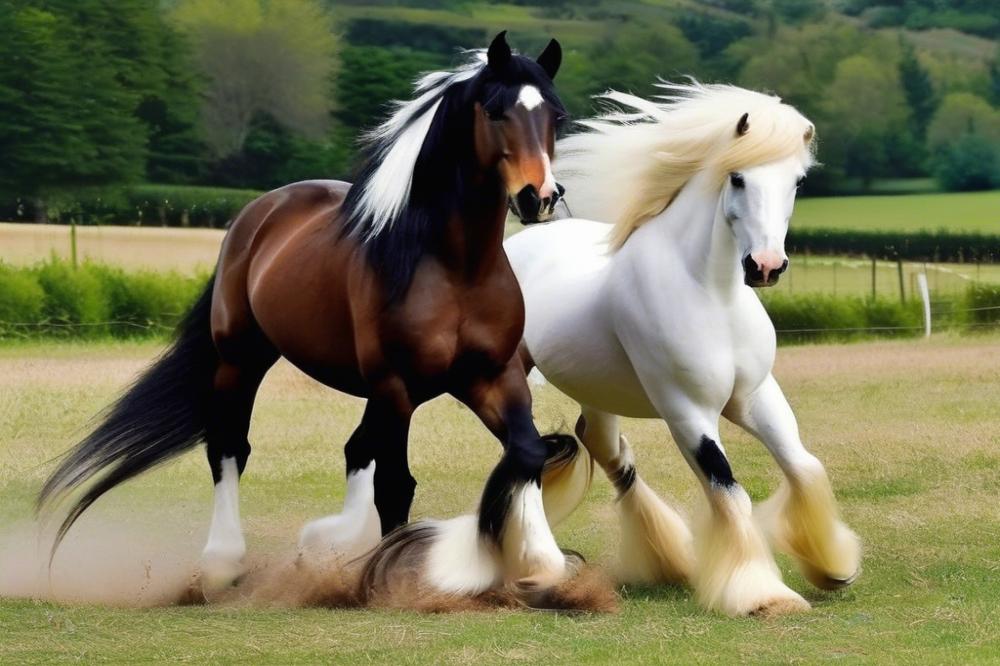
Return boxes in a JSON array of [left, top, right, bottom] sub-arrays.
[[1, 0, 998, 223]]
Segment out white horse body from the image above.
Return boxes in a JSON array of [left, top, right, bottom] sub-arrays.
[[507, 83, 861, 616], [510, 173, 777, 420]]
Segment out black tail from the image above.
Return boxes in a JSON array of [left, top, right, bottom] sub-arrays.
[[37, 278, 219, 559]]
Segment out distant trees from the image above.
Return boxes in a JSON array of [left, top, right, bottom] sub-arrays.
[[0, 1, 199, 219], [927, 93, 1000, 189], [171, 0, 338, 160], [821, 55, 910, 187]]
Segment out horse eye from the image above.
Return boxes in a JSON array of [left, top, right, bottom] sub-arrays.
[[795, 176, 806, 188], [729, 173, 745, 189]]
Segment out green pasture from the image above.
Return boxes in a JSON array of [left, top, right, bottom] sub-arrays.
[[2, 337, 1000, 663], [792, 191, 1000, 234]]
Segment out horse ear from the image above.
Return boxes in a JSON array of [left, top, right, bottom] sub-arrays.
[[536, 39, 562, 79], [736, 112, 750, 137], [487, 31, 512, 73]]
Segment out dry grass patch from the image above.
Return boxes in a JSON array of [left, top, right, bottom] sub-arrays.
[[1, 335, 1000, 662]]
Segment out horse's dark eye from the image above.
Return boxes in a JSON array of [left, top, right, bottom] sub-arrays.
[[796, 176, 806, 188], [730, 173, 745, 189]]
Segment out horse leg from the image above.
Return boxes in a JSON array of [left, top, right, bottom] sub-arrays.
[[660, 401, 809, 616], [467, 367, 569, 592], [514, 344, 593, 529], [361, 363, 568, 598], [297, 398, 413, 565], [725, 373, 861, 590], [577, 405, 693, 585], [200, 359, 272, 594]]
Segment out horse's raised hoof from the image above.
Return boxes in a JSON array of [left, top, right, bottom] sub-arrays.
[[809, 567, 860, 591]]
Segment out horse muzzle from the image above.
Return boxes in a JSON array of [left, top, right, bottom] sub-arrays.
[[509, 183, 565, 225], [742, 253, 788, 288]]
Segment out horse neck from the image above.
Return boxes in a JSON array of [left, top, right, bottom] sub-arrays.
[[643, 170, 742, 293], [439, 169, 508, 276]]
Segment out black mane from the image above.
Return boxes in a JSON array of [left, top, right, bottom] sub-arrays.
[[341, 53, 566, 302]]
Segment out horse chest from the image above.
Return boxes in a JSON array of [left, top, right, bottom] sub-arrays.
[[385, 280, 522, 383]]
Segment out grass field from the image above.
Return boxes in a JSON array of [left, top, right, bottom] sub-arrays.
[[0, 222, 223, 271], [2, 189, 999, 299], [2, 336, 1000, 663], [793, 191, 1000, 234]]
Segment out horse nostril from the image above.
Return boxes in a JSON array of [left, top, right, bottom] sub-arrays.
[[777, 259, 789, 275]]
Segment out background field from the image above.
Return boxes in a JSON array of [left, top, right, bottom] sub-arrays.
[[2, 336, 1000, 663]]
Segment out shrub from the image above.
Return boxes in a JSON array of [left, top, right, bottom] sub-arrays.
[[761, 293, 924, 342], [0, 184, 262, 228], [932, 134, 1000, 192], [0, 264, 45, 331], [32, 261, 111, 336], [786, 228, 1000, 263], [88, 264, 207, 337], [963, 283, 1000, 325]]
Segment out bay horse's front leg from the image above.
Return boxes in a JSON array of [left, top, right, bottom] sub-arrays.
[[725, 374, 861, 590], [461, 363, 568, 591], [298, 395, 414, 566]]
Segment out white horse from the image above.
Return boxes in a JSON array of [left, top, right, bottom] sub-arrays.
[[505, 82, 861, 616]]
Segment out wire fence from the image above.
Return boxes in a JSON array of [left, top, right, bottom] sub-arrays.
[[1, 307, 998, 341]]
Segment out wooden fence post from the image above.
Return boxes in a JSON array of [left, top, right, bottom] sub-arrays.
[[70, 219, 78, 269], [897, 258, 905, 303]]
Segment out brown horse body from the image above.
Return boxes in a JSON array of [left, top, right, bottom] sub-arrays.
[[41, 33, 579, 598]]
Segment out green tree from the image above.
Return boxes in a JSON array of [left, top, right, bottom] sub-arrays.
[[821, 55, 909, 187], [898, 41, 938, 140], [926, 92, 1000, 190], [0, 4, 147, 219], [172, 0, 338, 160]]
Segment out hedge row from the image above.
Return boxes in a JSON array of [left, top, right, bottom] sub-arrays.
[[0, 260, 209, 338], [1, 259, 998, 342], [787, 227, 1000, 263], [4, 184, 263, 228]]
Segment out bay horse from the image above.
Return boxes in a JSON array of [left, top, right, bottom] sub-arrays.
[[38, 32, 580, 598], [503, 83, 862, 615]]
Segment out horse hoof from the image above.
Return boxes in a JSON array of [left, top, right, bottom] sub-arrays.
[[198, 552, 245, 597], [749, 593, 812, 618], [812, 567, 860, 591]]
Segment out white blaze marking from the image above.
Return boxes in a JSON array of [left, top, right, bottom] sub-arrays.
[[518, 85, 544, 110]]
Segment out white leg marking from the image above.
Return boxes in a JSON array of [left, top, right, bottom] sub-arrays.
[[298, 462, 382, 564], [425, 515, 501, 595], [693, 486, 809, 616], [200, 457, 246, 592], [502, 482, 565, 588]]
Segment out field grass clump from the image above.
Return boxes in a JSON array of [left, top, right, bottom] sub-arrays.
[[0, 259, 207, 339], [33, 261, 111, 336], [962, 282, 1000, 324], [87, 264, 208, 337], [762, 293, 923, 341], [0, 264, 44, 324]]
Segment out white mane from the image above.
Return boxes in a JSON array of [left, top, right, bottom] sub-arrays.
[[352, 53, 487, 240], [555, 81, 816, 249]]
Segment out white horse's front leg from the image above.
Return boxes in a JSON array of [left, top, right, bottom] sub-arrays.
[[662, 408, 809, 617], [727, 374, 861, 590]]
